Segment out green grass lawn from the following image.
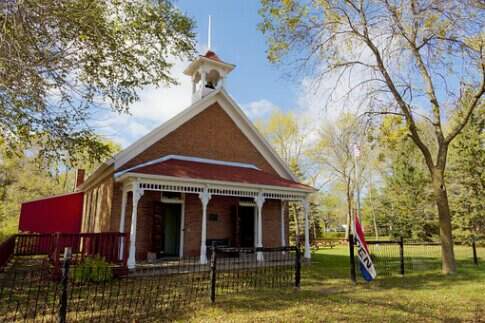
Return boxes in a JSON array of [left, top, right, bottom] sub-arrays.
[[185, 246, 485, 323]]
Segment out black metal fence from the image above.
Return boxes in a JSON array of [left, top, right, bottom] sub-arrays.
[[212, 247, 300, 300], [0, 246, 300, 322], [347, 236, 484, 281]]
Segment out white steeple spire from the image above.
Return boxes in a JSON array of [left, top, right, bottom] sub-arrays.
[[208, 15, 212, 50]]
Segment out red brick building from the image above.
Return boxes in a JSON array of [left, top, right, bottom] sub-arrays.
[[77, 50, 315, 268]]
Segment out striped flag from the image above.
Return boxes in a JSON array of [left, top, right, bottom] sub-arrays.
[[353, 212, 377, 282]]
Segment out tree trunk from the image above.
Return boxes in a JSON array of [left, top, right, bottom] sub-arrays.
[[432, 168, 457, 274]]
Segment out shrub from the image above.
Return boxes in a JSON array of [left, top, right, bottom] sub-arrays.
[[73, 256, 113, 283]]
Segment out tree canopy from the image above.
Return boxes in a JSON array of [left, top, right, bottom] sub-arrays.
[[259, 0, 485, 274], [0, 0, 195, 164]]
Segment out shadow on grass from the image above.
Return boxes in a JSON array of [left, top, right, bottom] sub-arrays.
[[179, 256, 485, 323], [179, 284, 479, 322]]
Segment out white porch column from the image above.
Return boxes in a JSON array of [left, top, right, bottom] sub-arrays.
[[118, 188, 128, 260], [199, 188, 211, 264], [127, 186, 144, 269], [254, 193, 265, 261], [303, 198, 311, 260], [280, 200, 286, 247]]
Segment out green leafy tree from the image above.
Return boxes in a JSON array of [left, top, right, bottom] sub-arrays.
[[362, 116, 437, 240], [367, 139, 437, 240], [448, 108, 485, 242], [0, 150, 63, 237], [259, 0, 485, 274], [0, 0, 195, 164]]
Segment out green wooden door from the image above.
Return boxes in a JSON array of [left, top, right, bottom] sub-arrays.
[[163, 203, 181, 257]]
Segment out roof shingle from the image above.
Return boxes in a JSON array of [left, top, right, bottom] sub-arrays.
[[130, 159, 313, 191]]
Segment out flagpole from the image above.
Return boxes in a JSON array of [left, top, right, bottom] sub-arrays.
[[349, 144, 359, 284], [353, 144, 361, 231]]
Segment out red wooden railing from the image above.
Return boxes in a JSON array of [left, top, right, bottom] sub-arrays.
[[0, 235, 16, 269], [1, 232, 129, 271]]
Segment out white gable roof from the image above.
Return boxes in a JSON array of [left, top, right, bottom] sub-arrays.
[[81, 88, 296, 190]]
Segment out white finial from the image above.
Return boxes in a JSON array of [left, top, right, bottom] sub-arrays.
[[208, 15, 212, 50]]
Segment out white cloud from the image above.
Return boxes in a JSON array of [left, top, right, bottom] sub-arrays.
[[241, 99, 280, 121], [130, 60, 192, 121], [93, 58, 192, 148]]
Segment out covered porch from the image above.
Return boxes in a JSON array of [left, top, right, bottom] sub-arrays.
[[115, 157, 314, 269]]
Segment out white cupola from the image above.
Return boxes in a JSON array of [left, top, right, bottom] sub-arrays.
[[183, 50, 235, 103], [183, 16, 235, 103]]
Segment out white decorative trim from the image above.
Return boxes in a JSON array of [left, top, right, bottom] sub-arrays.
[[117, 173, 313, 196], [134, 179, 307, 201], [114, 154, 260, 178]]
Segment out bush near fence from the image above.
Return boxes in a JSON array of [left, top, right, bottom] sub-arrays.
[[0, 246, 300, 322]]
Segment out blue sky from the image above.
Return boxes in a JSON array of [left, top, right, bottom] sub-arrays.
[[177, 0, 296, 110], [95, 1, 304, 148], [91, 1, 475, 150]]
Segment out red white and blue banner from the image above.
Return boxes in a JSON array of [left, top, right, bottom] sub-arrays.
[[353, 212, 377, 282]]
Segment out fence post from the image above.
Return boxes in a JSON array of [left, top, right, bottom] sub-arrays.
[[294, 242, 301, 289], [59, 247, 72, 323], [399, 236, 405, 275], [209, 244, 217, 304], [348, 234, 356, 283], [472, 238, 478, 266]]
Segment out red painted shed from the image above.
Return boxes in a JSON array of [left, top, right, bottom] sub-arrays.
[[19, 192, 84, 233]]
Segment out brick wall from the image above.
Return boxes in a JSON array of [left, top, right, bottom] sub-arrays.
[[119, 102, 278, 176], [183, 194, 239, 257], [261, 199, 285, 248]]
